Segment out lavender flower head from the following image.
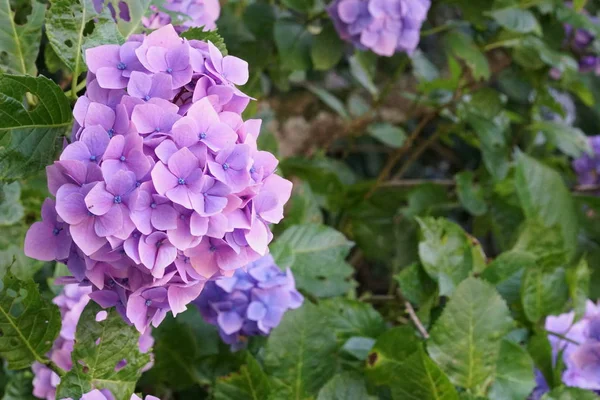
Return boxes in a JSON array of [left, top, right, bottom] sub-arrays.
[[560, 5, 600, 75], [24, 24, 293, 334], [327, 0, 431, 56], [573, 136, 600, 186], [31, 285, 155, 400], [66, 389, 159, 400], [531, 301, 600, 398], [142, 0, 220, 31], [194, 254, 303, 350]]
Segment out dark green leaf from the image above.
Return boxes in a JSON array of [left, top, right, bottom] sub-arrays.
[[214, 354, 271, 400], [305, 83, 349, 119], [456, 171, 488, 216], [349, 53, 378, 97], [321, 298, 387, 341], [56, 303, 151, 400], [311, 22, 344, 71], [317, 372, 369, 400], [521, 265, 568, 323], [427, 278, 514, 390], [367, 122, 407, 148], [0, 0, 45, 75], [271, 224, 355, 297], [181, 27, 227, 55], [444, 31, 490, 80], [0, 272, 60, 369], [2, 370, 36, 400], [395, 263, 437, 306], [530, 121, 591, 158], [542, 387, 600, 400], [264, 302, 338, 399], [528, 332, 555, 389], [281, 0, 313, 12], [481, 250, 536, 305], [0, 74, 72, 180], [274, 19, 312, 71], [488, 340, 536, 400], [568, 259, 590, 321], [366, 326, 421, 385], [490, 8, 541, 35]]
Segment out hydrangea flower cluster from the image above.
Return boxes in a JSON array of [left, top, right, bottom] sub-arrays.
[[32, 285, 154, 400], [563, 14, 600, 75], [327, 0, 431, 56], [24, 24, 292, 334], [573, 136, 600, 186], [142, 0, 220, 31], [531, 301, 600, 398], [70, 389, 158, 400], [194, 254, 303, 349]]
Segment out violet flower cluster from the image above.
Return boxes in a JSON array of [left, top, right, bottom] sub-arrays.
[[194, 254, 303, 349], [142, 0, 220, 31], [32, 285, 154, 400], [327, 0, 431, 56], [563, 14, 600, 75], [70, 389, 158, 400], [531, 301, 600, 398], [572, 136, 600, 186], [24, 24, 292, 334]]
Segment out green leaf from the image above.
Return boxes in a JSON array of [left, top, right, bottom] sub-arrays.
[[349, 53, 378, 97], [0, 74, 72, 180], [271, 224, 355, 297], [488, 340, 536, 400], [574, 0, 588, 12], [395, 263, 437, 306], [274, 19, 312, 71], [490, 8, 541, 35], [456, 171, 488, 216], [0, 182, 24, 226], [56, 303, 151, 400], [366, 325, 421, 385], [465, 113, 510, 180], [515, 152, 578, 257], [181, 27, 227, 55], [305, 83, 349, 119], [279, 181, 322, 229], [416, 217, 484, 296], [367, 122, 407, 148], [2, 370, 36, 400], [530, 121, 591, 158], [481, 250, 536, 305], [521, 264, 568, 323], [281, 0, 313, 12], [411, 49, 440, 82], [444, 31, 490, 80], [46, 0, 123, 75], [0, 0, 45, 76], [317, 372, 369, 400], [105, 0, 150, 38], [214, 354, 271, 400], [568, 259, 590, 321], [427, 278, 514, 390], [542, 387, 600, 400], [264, 302, 338, 399], [0, 272, 61, 369], [527, 332, 554, 389], [321, 298, 386, 341], [311, 22, 344, 71]]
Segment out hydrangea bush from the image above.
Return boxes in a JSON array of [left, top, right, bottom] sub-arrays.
[[2, 0, 600, 399]]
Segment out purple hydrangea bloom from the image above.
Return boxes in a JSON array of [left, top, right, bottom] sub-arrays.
[[572, 136, 600, 186], [142, 0, 220, 32], [327, 0, 431, 56], [31, 285, 155, 400], [558, 5, 600, 76], [530, 301, 600, 398], [61, 388, 159, 400], [194, 254, 303, 350], [24, 24, 292, 334]]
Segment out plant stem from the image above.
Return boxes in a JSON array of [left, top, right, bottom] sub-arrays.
[[44, 359, 66, 377], [405, 301, 429, 339]]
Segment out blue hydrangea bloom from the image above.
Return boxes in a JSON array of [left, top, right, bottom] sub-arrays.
[[194, 254, 303, 349]]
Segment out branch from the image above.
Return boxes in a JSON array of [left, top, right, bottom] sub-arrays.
[[574, 184, 600, 193], [405, 301, 429, 339], [380, 179, 455, 188]]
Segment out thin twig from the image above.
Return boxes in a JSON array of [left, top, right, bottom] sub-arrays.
[[405, 301, 429, 339], [393, 127, 446, 179], [574, 184, 600, 193], [380, 179, 455, 188]]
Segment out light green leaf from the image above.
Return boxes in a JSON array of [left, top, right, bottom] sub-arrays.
[[568, 259, 590, 321], [214, 354, 271, 400], [542, 387, 600, 400], [574, 0, 588, 11], [521, 265, 568, 323], [395, 263, 437, 306], [0, 182, 24, 226], [481, 250, 536, 305], [0, 74, 72, 181], [444, 31, 490, 80], [271, 224, 355, 297], [279, 181, 322, 229], [349, 53, 378, 97], [515, 152, 578, 257], [411, 49, 440, 82], [264, 302, 338, 399], [317, 372, 369, 400], [488, 340, 536, 400], [0, 272, 61, 370], [274, 19, 312, 71], [56, 303, 151, 400], [46, 0, 123, 75], [0, 0, 45, 76], [366, 326, 421, 385], [311, 22, 344, 71], [181, 27, 227, 55], [367, 122, 407, 148], [427, 278, 514, 390], [321, 298, 386, 341], [106, 0, 150, 38], [490, 8, 541, 35], [305, 83, 349, 119], [456, 171, 488, 216], [530, 121, 591, 158], [416, 217, 483, 296]]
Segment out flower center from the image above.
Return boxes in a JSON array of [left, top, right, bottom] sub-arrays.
[[178, 178, 186, 185], [117, 62, 127, 70], [209, 245, 217, 252], [107, 128, 114, 138], [150, 202, 157, 209], [145, 299, 152, 306], [166, 68, 173, 73], [114, 195, 122, 204], [154, 127, 161, 132], [199, 132, 207, 139], [222, 163, 229, 170], [250, 166, 256, 174], [89, 155, 97, 161], [180, 214, 185, 220], [120, 155, 126, 162], [144, 95, 150, 101], [52, 228, 60, 236], [135, 181, 141, 187]]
